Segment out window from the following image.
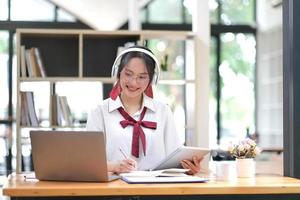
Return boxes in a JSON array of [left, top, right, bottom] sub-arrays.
[[57, 8, 76, 22], [0, 124, 10, 174], [220, 0, 255, 25], [0, 0, 8, 20], [219, 33, 256, 144], [210, 0, 256, 146], [0, 31, 9, 120], [147, 39, 185, 79], [147, 39, 187, 143], [11, 0, 55, 21], [180, 0, 220, 24], [142, 0, 184, 24], [209, 36, 218, 147], [209, 0, 219, 24], [156, 85, 186, 143], [141, 0, 256, 146]]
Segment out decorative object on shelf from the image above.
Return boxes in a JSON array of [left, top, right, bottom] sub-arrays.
[[228, 138, 261, 178]]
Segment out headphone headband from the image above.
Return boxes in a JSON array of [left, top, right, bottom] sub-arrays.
[[111, 47, 160, 85]]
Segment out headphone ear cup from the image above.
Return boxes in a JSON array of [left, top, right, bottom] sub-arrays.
[[154, 74, 158, 84], [112, 64, 119, 78]]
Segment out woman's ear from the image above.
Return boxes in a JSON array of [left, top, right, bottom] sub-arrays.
[[109, 81, 122, 100]]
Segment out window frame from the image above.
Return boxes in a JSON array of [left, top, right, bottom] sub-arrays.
[[136, 0, 257, 145]]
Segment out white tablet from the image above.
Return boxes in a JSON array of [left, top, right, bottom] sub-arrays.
[[151, 146, 210, 171]]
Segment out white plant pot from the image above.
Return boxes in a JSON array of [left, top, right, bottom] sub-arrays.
[[236, 158, 255, 178]]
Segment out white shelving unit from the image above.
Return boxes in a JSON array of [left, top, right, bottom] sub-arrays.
[[15, 29, 199, 173]]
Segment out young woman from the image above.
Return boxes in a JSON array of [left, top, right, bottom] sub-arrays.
[[86, 46, 202, 174]]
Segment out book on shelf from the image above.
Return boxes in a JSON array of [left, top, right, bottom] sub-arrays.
[[33, 47, 46, 77], [20, 45, 27, 77], [20, 91, 39, 126], [22, 47, 46, 78], [51, 94, 73, 126], [24, 49, 34, 77], [50, 94, 58, 126], [20, 92, 30, 125], [60, 96, 73, 126]]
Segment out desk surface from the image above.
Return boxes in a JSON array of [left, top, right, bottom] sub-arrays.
[[2, 174, 300, 197]]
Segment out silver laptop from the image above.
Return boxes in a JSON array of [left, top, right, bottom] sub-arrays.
[[30, 130, 119, 182]]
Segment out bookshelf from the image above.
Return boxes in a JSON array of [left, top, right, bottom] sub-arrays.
[[15, 29, 197, 173]]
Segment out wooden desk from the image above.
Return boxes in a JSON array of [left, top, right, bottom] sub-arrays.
[[2, 174, 300, 200]]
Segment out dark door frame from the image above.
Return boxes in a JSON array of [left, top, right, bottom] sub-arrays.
[[283, 0, 300, 178]]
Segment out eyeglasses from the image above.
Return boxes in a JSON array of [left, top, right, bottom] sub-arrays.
[[122, 72, 149, 84]]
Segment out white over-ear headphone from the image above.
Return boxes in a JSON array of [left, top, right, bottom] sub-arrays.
[[111, 47, 160, 85]]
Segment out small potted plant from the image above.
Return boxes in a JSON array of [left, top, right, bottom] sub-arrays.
[[160, 54, 169, 72], [228, 138, 262, 178], [160, 54, 171, 80]]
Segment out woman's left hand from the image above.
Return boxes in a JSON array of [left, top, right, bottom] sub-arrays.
[[181, 156, 203, 175]]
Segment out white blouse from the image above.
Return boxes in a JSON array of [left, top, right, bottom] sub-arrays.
[[86, 94, 182, 170]]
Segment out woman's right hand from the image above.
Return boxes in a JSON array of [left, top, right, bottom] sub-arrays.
[[109, 159, 137, 174]]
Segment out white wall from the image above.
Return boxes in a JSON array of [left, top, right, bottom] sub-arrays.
[[256, 0, 283, 148], [257, 0, 282, 31]]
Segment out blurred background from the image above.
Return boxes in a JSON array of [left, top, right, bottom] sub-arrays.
[[0, 0, 283, 184]]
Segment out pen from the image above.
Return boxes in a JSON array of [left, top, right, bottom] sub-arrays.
[[119, 147, 137, 169], [119, 147, 128, 159]]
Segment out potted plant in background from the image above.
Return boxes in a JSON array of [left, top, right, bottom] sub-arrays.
[[160, 54, 170, 79], [228, 138, 262, 178], [160, 54, 169, 71]]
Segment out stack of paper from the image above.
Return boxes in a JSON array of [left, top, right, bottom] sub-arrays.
[[120, 168, 189, 178], [121, 176, 208, 184]]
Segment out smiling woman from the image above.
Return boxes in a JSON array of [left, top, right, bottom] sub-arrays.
[[86, 46, 202, 175]]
